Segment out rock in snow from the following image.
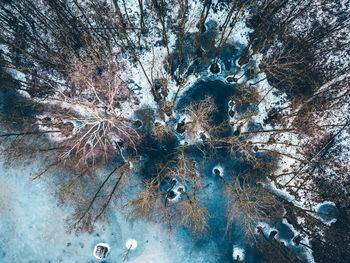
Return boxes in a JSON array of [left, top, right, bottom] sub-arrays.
[[93, 243, 110, 260]]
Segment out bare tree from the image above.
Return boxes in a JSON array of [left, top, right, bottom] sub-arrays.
[[218, 176, 282, 239], [180, 96, 217, 142], [63, 160, 134, 233]]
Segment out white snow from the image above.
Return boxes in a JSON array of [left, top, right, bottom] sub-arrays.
[[168, 181, 186, 203], [125, 239, 138, 250], [232, 245, 245, 261], [212, 165, 224, 177]]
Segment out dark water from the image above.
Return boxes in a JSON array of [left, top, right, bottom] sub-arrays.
[[177, 79, 235, 126], [317, 202, 338, 222]]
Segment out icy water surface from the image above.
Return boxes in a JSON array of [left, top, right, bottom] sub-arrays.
[[0, 79, 304, 263], [0, 162, 220, 263]]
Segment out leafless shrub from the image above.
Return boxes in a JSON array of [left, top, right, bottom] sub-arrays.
[[125, 149, 209, 234], [181, 96, 217, 142], [224, 177, 283, 239], [152, 121, 174, 143]]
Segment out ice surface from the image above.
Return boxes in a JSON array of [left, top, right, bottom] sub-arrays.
[[315, 201, 338, 225], [0, 161, 223, 263]]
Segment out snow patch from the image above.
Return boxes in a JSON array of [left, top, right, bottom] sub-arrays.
[[232, 245, 245, 261], [125, 239, 138, 250], [212, 165, 224, 177]]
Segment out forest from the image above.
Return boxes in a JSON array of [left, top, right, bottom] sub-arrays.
[[0, 0, 349, 262]]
